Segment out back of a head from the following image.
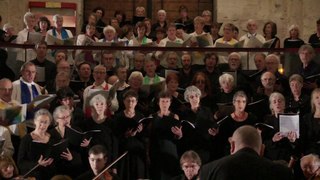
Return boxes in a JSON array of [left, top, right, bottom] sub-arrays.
[[233, 125, 262, 153]]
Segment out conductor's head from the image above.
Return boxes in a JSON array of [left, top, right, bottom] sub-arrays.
[[229, 125, 262, 155]]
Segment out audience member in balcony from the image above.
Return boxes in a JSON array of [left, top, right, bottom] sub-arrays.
[[239, 19, 265, 47], [93, 7, 106, 38], [128, 21, 152, 46], [154, 27, 166, 45], [81, 13, 97, 34], [295, 44, 320, 94], [263, 21, 280, 49], [109, 17, 120, 34], [151, 10, 168, 40], [308, 18, 320, 48], [36, 16, 51, 38], [132, 6, 146, 26], [174, 5, 194, 33], [233, 25, 239, 40], [114, 10, 128, 28], [2, 23, 17, 43], [202, 10, 212, 33], [76, 24, 99, 67], [189, 16, 213, 47], [120, 24, 134, 43], [179, 52, 195, 89], [16, 12, 37, 62], [30, 41, 57, 87], [214, 23, 238, 63], [283, 24, 305, 48], [46, 14, 73, 42], [155, 23, 183, 60], [143, 18, 153, 40], [210, 22, 222, 43]]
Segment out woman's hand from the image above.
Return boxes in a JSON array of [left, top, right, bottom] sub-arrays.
[[208, 128, 219, 136], [287, 131, 297, 143], [272, 132, 284, 142], [80, 138, 91, 147], [125, 124, 143, 137], [171, 126, 183, 139], [61, 148, 73, 161], [38, 155, 53, 167]]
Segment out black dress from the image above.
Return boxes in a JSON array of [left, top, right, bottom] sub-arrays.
[[180, 106, 218, 163], [286, 93, 310, 117], [112, 111, 148, 180], [149, 113, 182, 180], [303, 113, 320, 155], [83, 117, 118, 164], [217, 112, 257, 156], [49, 127, 84, 178], [17, 134, 56, 179]]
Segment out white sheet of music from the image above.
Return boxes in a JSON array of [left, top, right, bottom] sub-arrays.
[[279, 114, 300, 138]]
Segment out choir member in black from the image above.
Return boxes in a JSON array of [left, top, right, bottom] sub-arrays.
[[112, 90, 148, 180], [283, 24, 304, 48], [303, 88, 320, 155], [0, 49, 15, 81], [83, 93, 118, 173], [308, 18, 320, 48], [191, 72, 217, 114], [18, 109, 55, 179], [263, 92, 298, 162], [214, 73, 236, 120], [166, 73, 187, 117], [52, 87, 85, 129], [217, 91, 257, 156], [117, 71, 150, 116], [295, 44, 320, 94], [49, 105, 87, 178], [180, 86, 218, 164], [286, 74, 310, 117], [76, 145, 119, 180], [179, 52, 195, 89], [171, 150, 201, 180], [201, 52, 221, 94], [149, 91, 182, 179]]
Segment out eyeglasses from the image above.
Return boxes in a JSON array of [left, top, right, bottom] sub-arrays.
[[57, 115, 71, 119], [196, 80, 205, 84]]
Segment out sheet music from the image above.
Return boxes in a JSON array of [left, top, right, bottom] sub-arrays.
[[279, 114, 300, 138]]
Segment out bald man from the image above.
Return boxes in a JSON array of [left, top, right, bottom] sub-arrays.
[[200, 126, 293, 180]]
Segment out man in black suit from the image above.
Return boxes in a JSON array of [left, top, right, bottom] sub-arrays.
[[200, 125, 294, 180]]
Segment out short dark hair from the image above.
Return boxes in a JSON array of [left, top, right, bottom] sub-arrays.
[[203, 52, 219, 65], [317, 18, 320, 25], [89, 145, 108, 158], [35, 41, 48, 49], [158, 91, 172, 100], [38, 16, 51, 31], [123, 90, 138, 100], [93, 7, 105, 17], [56, 87, 74, 100]]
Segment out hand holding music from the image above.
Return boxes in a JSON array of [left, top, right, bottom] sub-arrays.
[[61, 148, 73, 161], [287, 131, 297, 143], [208, 128, 218, 136], [80, 138, 91, 147], [171, 126, 183, 139], [272, 132, 284, 142], [38, 155, 53, 167]]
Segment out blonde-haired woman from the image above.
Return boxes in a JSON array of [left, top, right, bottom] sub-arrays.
[[283, 24, 305, 48]]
